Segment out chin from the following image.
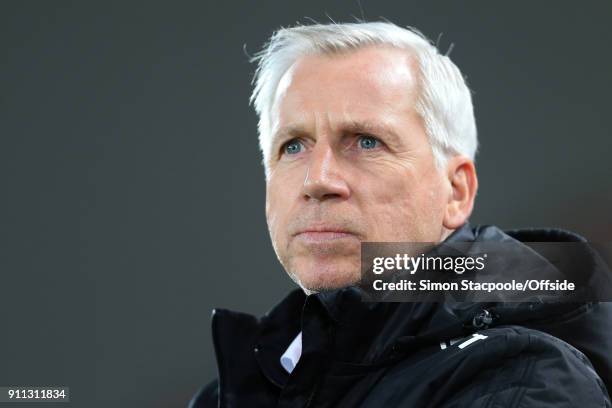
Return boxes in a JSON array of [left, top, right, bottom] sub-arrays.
[[293, 266, 360, 294]]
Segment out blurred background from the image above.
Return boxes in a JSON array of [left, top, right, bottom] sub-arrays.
[[1, 1, 611, 406]]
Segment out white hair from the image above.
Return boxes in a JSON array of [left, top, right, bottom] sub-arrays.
[[249, 21, 478, 177]]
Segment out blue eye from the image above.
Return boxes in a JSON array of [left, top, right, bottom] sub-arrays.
[[359, 135, 378, 149], [284, 139, 302, 155]]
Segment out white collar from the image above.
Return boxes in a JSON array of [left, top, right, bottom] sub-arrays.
[[280, 331, 302, 374]]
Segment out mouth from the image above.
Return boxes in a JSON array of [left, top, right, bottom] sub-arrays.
[[293, 228, 359, 243]]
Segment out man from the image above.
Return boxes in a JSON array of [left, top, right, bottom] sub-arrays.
[[191, 21, 612, 407]]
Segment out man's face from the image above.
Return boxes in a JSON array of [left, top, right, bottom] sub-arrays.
[[265, 46, 450, 292]]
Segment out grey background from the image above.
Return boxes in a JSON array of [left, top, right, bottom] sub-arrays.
[[1, 1, 610, 407]]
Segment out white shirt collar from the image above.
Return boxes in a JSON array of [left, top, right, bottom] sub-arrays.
[[280, 331, 302, 374]]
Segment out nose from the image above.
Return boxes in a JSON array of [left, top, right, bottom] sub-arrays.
[[301, 144, 350, 201]]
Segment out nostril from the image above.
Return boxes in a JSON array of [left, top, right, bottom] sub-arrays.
[[302, 179, 350, 201]]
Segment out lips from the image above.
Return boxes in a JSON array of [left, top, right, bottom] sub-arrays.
[[293, 226, 358, 243]]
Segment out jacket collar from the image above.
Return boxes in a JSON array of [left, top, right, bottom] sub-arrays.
[[249, 223, 479, 384]]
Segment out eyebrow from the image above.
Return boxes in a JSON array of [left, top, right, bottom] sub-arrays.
[[271, 119, 402, 151]]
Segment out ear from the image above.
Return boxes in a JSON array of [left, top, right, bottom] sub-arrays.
[[442, 156, 478, 230]]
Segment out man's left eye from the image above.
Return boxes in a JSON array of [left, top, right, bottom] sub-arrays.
[[358, 135, 379, 149]]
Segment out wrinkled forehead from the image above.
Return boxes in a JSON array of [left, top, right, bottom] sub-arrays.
[[269, 46, 421, 136]]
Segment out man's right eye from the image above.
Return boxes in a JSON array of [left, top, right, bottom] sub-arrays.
[[282, 139, 303, 155]]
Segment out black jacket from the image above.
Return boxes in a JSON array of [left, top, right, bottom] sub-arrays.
[[190, 224, 612, 407]]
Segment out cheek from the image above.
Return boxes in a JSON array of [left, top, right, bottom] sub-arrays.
[[355, 167, 445, 239], [266, 176, 294, 244], [266, 185, 282, 236]]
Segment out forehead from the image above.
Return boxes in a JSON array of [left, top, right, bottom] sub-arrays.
[[272, 46, 420, 130]]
